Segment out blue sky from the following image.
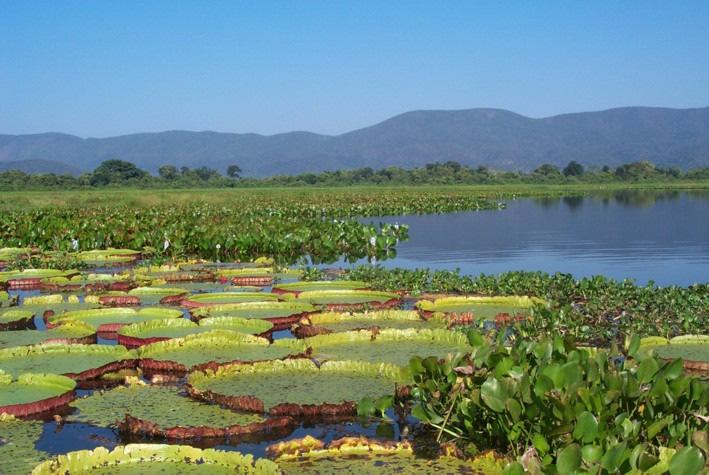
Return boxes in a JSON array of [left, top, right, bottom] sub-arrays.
[[2, 1, 708, 137]]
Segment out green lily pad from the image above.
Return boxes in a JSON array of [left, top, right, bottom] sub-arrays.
[[48, 307, 183, 330], [307, 328, 472, 367], [20, 294, 101, 315], [188, 359, 406, 412], [117, 317, 273, 347], [0, 269, 78, 284], [163, 281, 262, 293], [640, 335, 709, 364], [0, 321, 96, 350], [0, 372, 76, 413], [0, 309, 35, 329], [416, 295, 544, 320], [272, 280, 368, 294], [126, 287, 189, 304], [0, 247, 32, 260], [0, 414, 51, 475], [135, 331, 307, 369], [296, 290, 400, 306], [69, 384, 264, 429], [191, 301, 316, 321], [301, 310, 446, 334], [78, 249, 140, 265], [182, 291, 280, 307], [0, 343, 132, 378], [31, 444, 281, 474]]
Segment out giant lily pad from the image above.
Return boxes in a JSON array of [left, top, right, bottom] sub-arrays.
[[31, 444, 281, 474], [640, 335, 709, 372], [307, 328, 472, 367], [47, 307, 183, 338], [0, 309, 35, 331], [67, 384, 293, 440], [268, 436, 507, 475], [0, 372, 76, 417], [0, 414, 51, 475], [0, 269, 79, 289], [416, 295, 545, 324], [0, 320, 96, 349], [136, 331, 307, 373], [126, 286, 189, 305], [0, 343, 134, 380], [182, 291, 280, 308], [21, 294, 101, 317], [0, 247, 32, 261], [217, 268, 274, 286], [294, 310, 446, 338], [191, 301, 317, 330], [295, 290, 401, 311], [188, 359, 407, 417], [117, 317, 273, 348], [77, 248, 141, 265], [133, 264, 215, 283], [40, 273, 132, 293], [272, 280, 368, 295]]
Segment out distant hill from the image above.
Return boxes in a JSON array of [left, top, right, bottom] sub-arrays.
[[1, 106, 708, 176], [0, 159, 83, 175]]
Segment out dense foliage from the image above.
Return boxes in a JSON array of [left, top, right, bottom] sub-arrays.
[[408, 331, 708, 473], [1, 158, 707, 190], [345, 267, 709, 340]]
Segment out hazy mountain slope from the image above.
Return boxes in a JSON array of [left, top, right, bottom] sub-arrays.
[[1, 106, 707, 176]]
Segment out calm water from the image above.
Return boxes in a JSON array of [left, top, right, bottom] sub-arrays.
[[349, 190, 709, 287]]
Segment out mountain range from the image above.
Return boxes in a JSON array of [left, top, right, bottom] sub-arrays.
[[1, 106, 708, 176]]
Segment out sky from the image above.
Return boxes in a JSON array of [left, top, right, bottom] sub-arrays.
[[2, 1, 709, 137]]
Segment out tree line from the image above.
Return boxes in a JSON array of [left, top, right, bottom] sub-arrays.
[[0, 158, 707, 190]]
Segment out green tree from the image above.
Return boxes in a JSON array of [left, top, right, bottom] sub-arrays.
[[90, 159, 149, 186], [158, 165, 178, 180], [226, 164, 242, 179], [563, 160, 585, 177], [533, 163, 562, 177]]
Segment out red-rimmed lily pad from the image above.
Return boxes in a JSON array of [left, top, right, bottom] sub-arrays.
[[40, 273, 133, 293], [47, 307, 183, 339], [31, 444, 282, 474], [20, 294, 102, 318], [306, 328, 472, 367], [0, 343, 134, 380], [416, 295, 545, 325], [216, 267, 275, 286], [135, 330, 308, 374], [0, 372, 76, 417], [295, 290, 402, 312], [187, 359, 408, 418], [0, 309, 35, 331], [268, 435, 508, 474], [0, 269, 79, 289], [0, 320, 97, 350], [77, 248, 141, 265], [190, 301, 317, 330], [640, 335, 709, 373], [293, 310, 446, 338], [181, 291, 280, 309], [133, 264, 216, 283], [272, 280, 368, 295], [125, 286, 190, 305], [68, 384, 294, 441], [117, 317, 274, 349]]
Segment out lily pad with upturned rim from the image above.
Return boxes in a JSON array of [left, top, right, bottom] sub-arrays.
[[181, 291, 280, 308], [271, 280, 368, 295], [126, 286, 189, 305], [31, 443, 282, 474], [640, 335, 709, 373], [293, 310, 446, 338], [20, 294, 102, 317], [191, 301, 317, 330], [0, 372, 77, 417], [306, 328, 472, 367], [0, 309, 35, 330], [0, 320, 97, 350], [187, 359, 407, 417], [416, 295, 545, 322], [47, 307, 184, 338], [0, 269, 79, 288], [294, 290, 402, 311], [117, 317, 273, 348]]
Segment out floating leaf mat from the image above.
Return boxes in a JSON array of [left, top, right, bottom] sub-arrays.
[[268, 436, 507, 475], [0, 309, 35, 330], [0, 414, 51, 475], [416, 295, 544, 321], [640, 335, 709, 372], [47, 307, 183, 335], [188, 359, 406, 417], [0, 343, 134, 379], [182, 291, 280, 308], [0, 372, 76, 417], [306, 329, 472, 367], [191, 301, 317, 329], [272, 280, 368, 295], [0, 321, 96, 350], [31, 443, 281, 474], [295, 290, 401, 309], [126, 286, 189, 305], [20, 294, 101, 317], [136, 331, 307, 372], [117, 317, 273, 348], [294, 310, 446, 337]]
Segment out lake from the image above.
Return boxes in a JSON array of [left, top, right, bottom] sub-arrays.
[[348, 190, 708, 287]]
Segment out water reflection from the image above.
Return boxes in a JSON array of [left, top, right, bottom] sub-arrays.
[[351, 190, 709, 286]]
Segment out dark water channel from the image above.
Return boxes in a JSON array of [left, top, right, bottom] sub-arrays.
[[352, 190, 709, 287]]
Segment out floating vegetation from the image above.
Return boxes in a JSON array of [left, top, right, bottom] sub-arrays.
[[31, 444, 281, 474], [188, 359, 406, 417], [0, 308, 35, 331], [117, 317, 273, 348], [135, 331, 308, 373], [191, 301, 317, 329], [307, 328, 472, 366], [416, 295, 545, 324], [47, 307, 183, 338], [0, 372, 76, 417], [216, 267, 275, 286], [40, 273, 132, 293], [268, 436, 508, 474], [295, 289, 402, 311], [640, 335, 709, 373], [293, 310, 446, 338], [0, 343, 134, 380], [181, 291, 280, 308], [0, 414, 51, 475], [272, 280, 368, 295], [0, 320, 96, 349], [0, 269, 78, 289], [77, 248, 141, 265], [126, 286, 189, 305]]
